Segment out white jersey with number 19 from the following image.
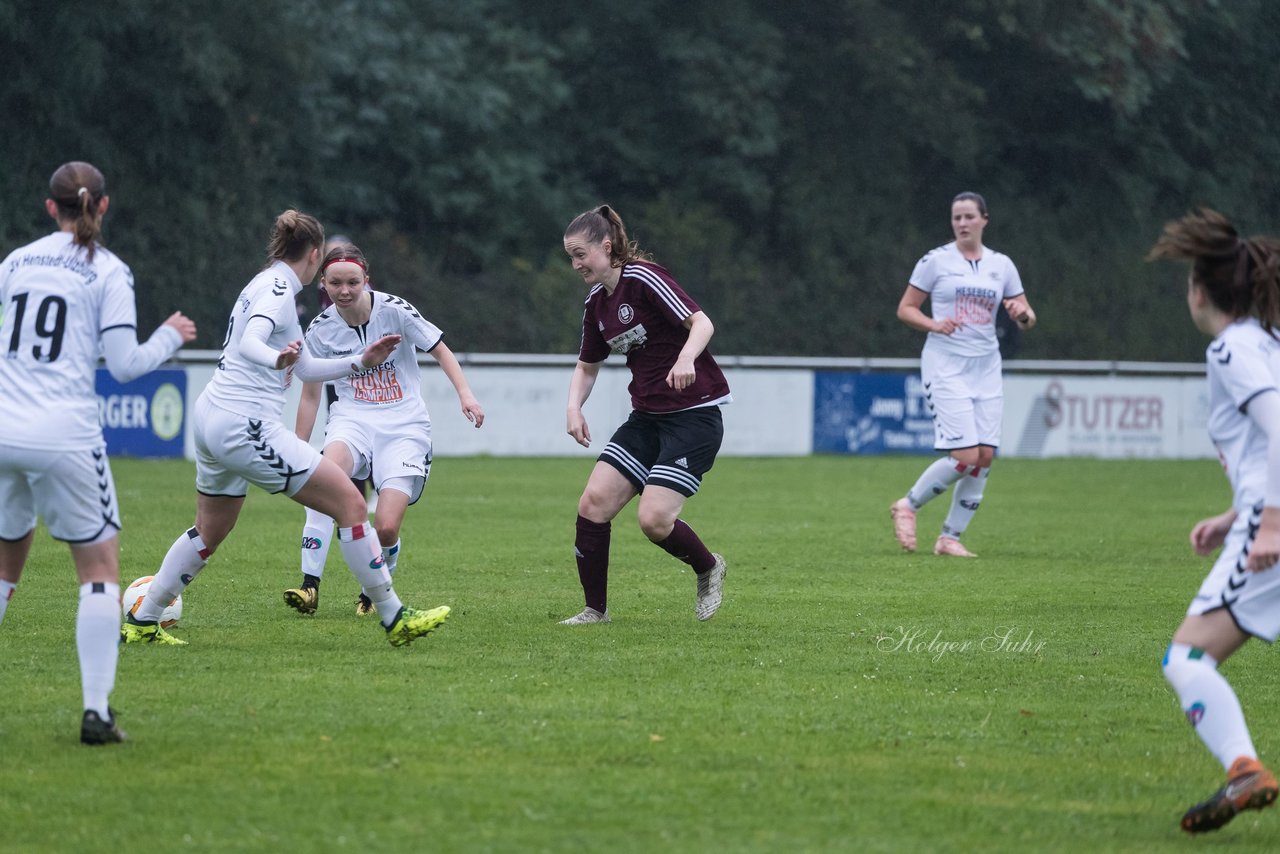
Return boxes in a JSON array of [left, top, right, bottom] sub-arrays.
[[0, 232, 143, 449]]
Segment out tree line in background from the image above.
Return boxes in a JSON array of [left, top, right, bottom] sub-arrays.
[[2, 0, 1276, 361]]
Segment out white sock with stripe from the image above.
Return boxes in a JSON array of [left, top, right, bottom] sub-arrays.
[[301, 505, 334, 579], [337, 522, 403, 625], [137, 527, 208, 621], [941, 466, 988, 539]]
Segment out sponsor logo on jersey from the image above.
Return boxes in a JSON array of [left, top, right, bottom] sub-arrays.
[[606, 324, 648, 355], [618, 304, 634, 324], [674, 457, 689, 468], [349, 363, 404, 403]]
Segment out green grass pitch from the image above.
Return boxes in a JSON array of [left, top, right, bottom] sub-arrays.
[[3, 455, 1279, 852]]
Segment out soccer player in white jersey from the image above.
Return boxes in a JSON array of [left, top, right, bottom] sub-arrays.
[[1148, 209, 1280, 833], [122, 211, 450, 651], [283, 243, 484, 616], [889, 192, 1036, 557], [0, 161, 197, 744]]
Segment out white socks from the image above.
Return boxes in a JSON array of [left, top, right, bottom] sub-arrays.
[[77, 582, 120, 718], [906, 457, 969, 510], [942, 467, 988, 539], [0, 579, 15, 625], [1163, 642, 1256, 770], [337, 523, 402, 625], [137, 527, 209, 621], [301, 506, 335, 578], [383, 539, 401, 575]]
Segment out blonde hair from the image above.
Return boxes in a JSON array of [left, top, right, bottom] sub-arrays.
[[266, 210, 325, 264]]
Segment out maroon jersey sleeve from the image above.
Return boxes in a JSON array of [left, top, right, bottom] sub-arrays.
[[577, 285, 610, 363]]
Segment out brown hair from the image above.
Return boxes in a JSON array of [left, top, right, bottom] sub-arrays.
[[49, 161, 107, 261], [564, 205, 650, 267], [320, 243, 369, 277], [266, 210, 325, 264], [1147, 208, 1280, 334], [952, 191, 988, 217]]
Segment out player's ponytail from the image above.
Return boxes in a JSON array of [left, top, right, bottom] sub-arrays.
[[564, 205, 651, 267], [48, 161, 106, 262], [1147, 208, 1280, 335], [266, 210, 325, 265]]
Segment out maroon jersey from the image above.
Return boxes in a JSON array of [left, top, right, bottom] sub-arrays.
[[578, 261, 731, 414]]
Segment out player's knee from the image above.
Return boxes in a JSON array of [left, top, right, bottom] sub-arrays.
[[577, 490, 612, 522], [950, 448, 979, 468], [636, 508, 675, 542], [374, 521, 399, 544], [1162, 643, 1212, 691]]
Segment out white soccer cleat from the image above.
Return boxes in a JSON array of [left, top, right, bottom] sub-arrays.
[[559, 607, 611, 625], [695, 553, 727, 621]]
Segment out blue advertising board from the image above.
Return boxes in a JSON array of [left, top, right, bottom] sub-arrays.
[[95, 367, 186, 458], [813, 372, 935, 455]]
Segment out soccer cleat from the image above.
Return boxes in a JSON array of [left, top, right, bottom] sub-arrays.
[[934, 536, 977, 558], [119, 615, 187, 646], [385, 605, 450, 647], [695, 553, 727, 621], [558, 606, 611, 625], [1181, 755, 1279, 833], [356, 592, 376, 616], [890, 499, 917, 552], [283, 585, 319, 615], [80, 708, 127, 745]]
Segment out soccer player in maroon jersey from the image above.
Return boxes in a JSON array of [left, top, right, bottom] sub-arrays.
[[559, 205, 732, 624]]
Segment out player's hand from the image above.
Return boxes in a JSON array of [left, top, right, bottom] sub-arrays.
[[164, 312, 198, 344], [1190, 509, 1236, 556], [666, 356, 696, 390], [1247, 509, 1280, 572], [1003, 298, 1036, 328], [275, 340, 302, 370], [933, 318, 961, 335], [461, 396, 485, 428], [360, 334, 402, 368], [567, 408, 591, 448]]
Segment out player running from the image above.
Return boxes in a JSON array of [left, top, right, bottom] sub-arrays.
[[890, 191, 1036, 557], [1149, 209, 1280, 833], [0, 161, 196, 744], [283, 242, 484, 616], [559, 205, 731, 624], [122, 211, 449, 649]]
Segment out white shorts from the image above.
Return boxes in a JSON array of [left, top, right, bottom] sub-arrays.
[[193, 396, 321, 497], [1187, 502, 1280, 642], [0, 443, 121, 544], [324, 414, 431, 504], [921, 349, 1003, 450]]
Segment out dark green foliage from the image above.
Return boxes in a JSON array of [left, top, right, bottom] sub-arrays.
[[1, 0, 1275, 360]]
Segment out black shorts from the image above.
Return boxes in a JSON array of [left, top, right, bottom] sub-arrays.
[[598, 406, 724, 497]]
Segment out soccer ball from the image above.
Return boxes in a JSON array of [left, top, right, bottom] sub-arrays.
[[122, 576, 182, 628]]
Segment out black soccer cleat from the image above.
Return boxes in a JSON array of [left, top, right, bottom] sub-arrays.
[[80, 709, 127, 745]]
